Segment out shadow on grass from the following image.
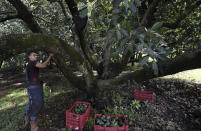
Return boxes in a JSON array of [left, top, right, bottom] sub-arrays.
[[142, 78, 201, 130], [0, 104, 27, 131]]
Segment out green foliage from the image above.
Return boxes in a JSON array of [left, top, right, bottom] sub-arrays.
[[0, 51, 49, 71], [151, 22, 164, 31], [88, 0, 169, 75], [0, 88, 27, 131], [156, 0, 201, 57], [83, 115, 94, 131], [103, 93, 141, 126], [95, 114, 124, 127], [1, 53, 26, 71], [71, 103, 88, 115], [130, 99, 141, 110], [79, 7, 88, 18]]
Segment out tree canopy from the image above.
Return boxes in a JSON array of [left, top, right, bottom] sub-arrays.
[[0, 0, 201, 98]]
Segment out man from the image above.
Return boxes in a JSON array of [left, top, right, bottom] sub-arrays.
[[25, 51, 54, 131]]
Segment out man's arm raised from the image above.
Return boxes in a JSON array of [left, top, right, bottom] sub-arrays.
[[36, 53, 54, 68]]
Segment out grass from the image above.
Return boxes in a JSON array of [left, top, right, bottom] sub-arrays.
[[0, 79, 76, 131], [0, 88, 27, 131], [161, 68, 201, 83]]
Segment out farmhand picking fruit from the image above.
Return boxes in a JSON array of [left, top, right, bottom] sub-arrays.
[[25, 51, 54, 131]]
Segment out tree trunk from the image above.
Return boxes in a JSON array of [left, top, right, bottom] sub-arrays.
[[0, 60, 3, 69]]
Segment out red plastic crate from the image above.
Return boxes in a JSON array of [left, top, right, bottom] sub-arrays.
[[66, 101, 91, 131], [94, 114, 129, 131], [134, 89, 155, 103]]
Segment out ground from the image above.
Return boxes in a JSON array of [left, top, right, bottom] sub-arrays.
[[0, 68, 201, 131]]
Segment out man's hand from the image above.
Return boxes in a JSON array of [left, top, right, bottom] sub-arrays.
[[49, 53, 54, 57], [36, 53, 54, 68]]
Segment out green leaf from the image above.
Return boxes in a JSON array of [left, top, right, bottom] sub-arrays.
[[117, 24, 121, 29], [79, 7, 88, 18], [120, 39, 127, 47], [136, 44, 143, 51], [124, 0, 128, 11], [30, 1, 39, 7], [130, 30, 137, 37], [137, 34, 145, 43], [145, 48, 156, 57], [140, 56, 149, 65], [159, 39, 167, 46], [156, 47, 166, 54], [120, 28, 129, 36], [152, 61, 158, 76], [129, 2, 136, 13], [128, 45, 133, 53], [116, 30, 121, 40], [151, 22, 163, 30], [134, 0, 141, 6], [108, 37, 115, 44], [118, 47, 123, 53], [148, 42, 153, 48]]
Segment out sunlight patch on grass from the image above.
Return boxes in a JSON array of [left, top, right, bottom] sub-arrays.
[[161, 68, 201, 83], [0, 87, 27, 131], [0, 88, 27, 111]]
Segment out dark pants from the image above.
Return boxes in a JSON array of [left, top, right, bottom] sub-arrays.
[[25, 85, 44, 121]]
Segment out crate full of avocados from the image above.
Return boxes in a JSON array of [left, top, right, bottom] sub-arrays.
[[94, 114, 128, 131], [66, 101, 91, 130]]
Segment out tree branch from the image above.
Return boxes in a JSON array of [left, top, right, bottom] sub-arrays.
[[140, 0, 159, 27], [64, 0, 87, 31], [98, 51, 201, 90], [0, 15, 19, 22], [102, 29, 115, 78], [76, 31, 100, 71], [163, 1, 201, 29], [138, 0, 148, 16], [121, 44, 133, 66], [102, 0, 121, 78], [7, 0, 42, 33], [57, 0, 71, 22], [0, 11, 16, 15], [64, 0, 100, 74], [0, 33, 87, 89], [0, 33, 84, 65]]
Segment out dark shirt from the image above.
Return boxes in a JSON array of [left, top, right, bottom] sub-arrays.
[[26, 61, 39, 84]]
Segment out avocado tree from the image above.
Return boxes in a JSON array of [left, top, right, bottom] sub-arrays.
[[0, 0, 201, 99]]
